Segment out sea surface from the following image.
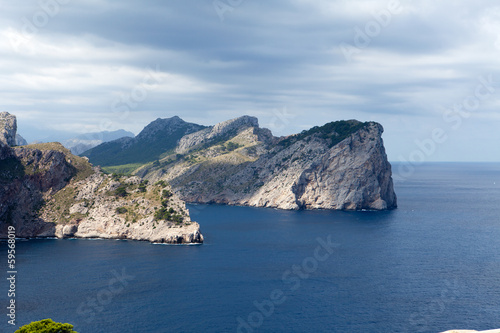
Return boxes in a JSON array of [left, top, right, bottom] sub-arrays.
[[1, 163, 500, 333]]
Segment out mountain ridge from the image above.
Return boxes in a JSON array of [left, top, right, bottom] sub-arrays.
[[82, 116, 207, 167], [84, 115, 397, 211]]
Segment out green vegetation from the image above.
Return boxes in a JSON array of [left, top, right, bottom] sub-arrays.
[[82, 121, 207, 167], [154, 206, 184, 223], [0, 157, 25, 181], [116, 207, 128, 214], [279, 120, 369, 148], [44, 186, 76, 222], [23, 143, 94, 182], [102, 163, 144, 175], [225, 141, 242, 151], [15, 319, 78, 333], [113, 185, 128, 198], [155, 180, 167, 188], [111, 173, 122, 181]]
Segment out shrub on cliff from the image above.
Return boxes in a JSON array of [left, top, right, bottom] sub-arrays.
[[114, 185, 128, 198], [116, 207, 128, 214], [15, 319, 78, 333]]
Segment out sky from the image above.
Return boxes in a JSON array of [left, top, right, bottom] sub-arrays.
[[0, 0, 499, 162]]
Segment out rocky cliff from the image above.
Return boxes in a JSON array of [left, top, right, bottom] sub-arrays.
[[134, 116, 397, 210], [0, 113, 203, 243], [0, 111, 17, 146]]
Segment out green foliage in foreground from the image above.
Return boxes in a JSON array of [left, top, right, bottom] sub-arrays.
[[15, 319, 78, 333]]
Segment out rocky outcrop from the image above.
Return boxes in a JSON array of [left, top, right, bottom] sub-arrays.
[[242, 122, 395, 210], [39, 172, 203, 244], [175, 115, 273, 154], [0, 143, 77, 238], [0, 129, 203, 244], [0, 112, 17, 146], [139, 117, 397, 211]]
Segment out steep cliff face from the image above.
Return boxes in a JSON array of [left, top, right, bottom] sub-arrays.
[[137, 117, 397, 210], [0, 112, 17, 146], [0, 143, 79, 237], [0, 134, 203, 243], [39, 172, 203, 244]]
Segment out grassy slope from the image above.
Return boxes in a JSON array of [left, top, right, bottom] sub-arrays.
[[279, 120, 369, 148], [83, 125, 207, 167], [20, 142, 94, 182]]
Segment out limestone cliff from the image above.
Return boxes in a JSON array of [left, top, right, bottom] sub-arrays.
[[39, 171, 203, 244], [136, 116, 397, 210], [0, 116, 203, 243], [0, 112, 17, 146]]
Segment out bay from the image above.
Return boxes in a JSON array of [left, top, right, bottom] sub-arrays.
[[1, 163, 500, 333]]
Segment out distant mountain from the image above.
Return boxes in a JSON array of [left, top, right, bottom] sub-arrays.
[[63, 129, 135, 155], [82, 116, 207, 167], [16, 134, 28, 146]]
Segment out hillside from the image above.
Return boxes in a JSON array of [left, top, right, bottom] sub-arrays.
[[0, 113, 203, 243], [135, 116, 397, 210], [82, 116, 206, 168]]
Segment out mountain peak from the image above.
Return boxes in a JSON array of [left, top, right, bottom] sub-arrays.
[[84, 116, 206, 167], [136, 116, 189, 141], [211, 115, 259, 134]]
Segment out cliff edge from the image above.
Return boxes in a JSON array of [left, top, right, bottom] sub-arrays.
[[0, 113, 203, 244], [136, 117, 397, 210]]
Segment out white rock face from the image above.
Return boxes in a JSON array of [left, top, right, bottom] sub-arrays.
[[41, 170, 203, 244], [242, 123, 396, 210], [151, 120, 397, 211], [0, 112, 17, 146], [176, 115, 261, 154]]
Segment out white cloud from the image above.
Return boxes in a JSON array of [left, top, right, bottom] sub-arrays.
[[0, 0, 499, 160]]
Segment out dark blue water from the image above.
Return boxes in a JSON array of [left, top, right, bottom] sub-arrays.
[[1, 163, 500, 333]]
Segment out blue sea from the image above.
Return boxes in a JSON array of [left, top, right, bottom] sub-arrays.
[[1, 163, 500, 333]]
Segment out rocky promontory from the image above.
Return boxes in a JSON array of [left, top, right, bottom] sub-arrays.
[[0, 111, 17, 146], [0, 113, 203, 244], [133, 116, 397, 211]]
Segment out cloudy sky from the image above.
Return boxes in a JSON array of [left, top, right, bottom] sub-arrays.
[[1, 0, 499, 162]]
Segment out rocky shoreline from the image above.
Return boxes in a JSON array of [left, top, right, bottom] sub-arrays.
[[0, 112, 203, 244]]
